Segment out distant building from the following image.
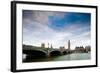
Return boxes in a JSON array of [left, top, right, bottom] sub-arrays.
[[48, 43, 49, 48], [85, 46, 91, 52], [41, 43, 45, 48], [50, 44, 53, 49], [60, 46, 65, 52], [68, 40, 70, 50], [75, 46, 85, 53]]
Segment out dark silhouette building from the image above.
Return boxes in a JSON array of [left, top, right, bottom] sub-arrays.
[[75, 46, 85, 53], [85, 46, 91, 52]]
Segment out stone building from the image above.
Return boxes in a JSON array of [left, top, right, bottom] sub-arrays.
[[41, 43, 45, 48]]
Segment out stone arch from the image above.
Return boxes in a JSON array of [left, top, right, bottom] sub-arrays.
[[50, 51, 61, 56], [23, 50, 47, 59], [62, 51, 67, 55]]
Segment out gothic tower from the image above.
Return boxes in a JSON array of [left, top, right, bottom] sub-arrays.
[[41, 43, 45, 48], [68, 40, 70, 50], [51, 44, 53, 49]]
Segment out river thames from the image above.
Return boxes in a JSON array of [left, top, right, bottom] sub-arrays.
[[23, 52, 91, 63]]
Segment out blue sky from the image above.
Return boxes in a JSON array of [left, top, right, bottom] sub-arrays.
[[23, 10, 91, 49], [49, 13, 90, 28]]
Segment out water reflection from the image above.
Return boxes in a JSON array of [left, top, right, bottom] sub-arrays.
[[23, 52, 91, 63]]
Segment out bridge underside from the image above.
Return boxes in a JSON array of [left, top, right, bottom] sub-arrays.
[[63, 51, 67, 55], [23, 49, 73, 59], [50, 51, 61, 56], [23, 50, 47, 59]]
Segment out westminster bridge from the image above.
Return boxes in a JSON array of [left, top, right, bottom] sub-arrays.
[[23, 45, 90, 59], [23, 45, 73, 58]]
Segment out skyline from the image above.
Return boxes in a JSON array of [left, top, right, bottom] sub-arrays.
[[22, 10, 91, 49]]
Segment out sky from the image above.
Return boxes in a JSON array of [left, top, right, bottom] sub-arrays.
[[22, 10, 91, 49]]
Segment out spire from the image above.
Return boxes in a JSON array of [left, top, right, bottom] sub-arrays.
[[51, 44, 53, 49], [48, 43, 49, 48]]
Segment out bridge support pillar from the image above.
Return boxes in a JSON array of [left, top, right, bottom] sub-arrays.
[[46, 50, 50, 57]]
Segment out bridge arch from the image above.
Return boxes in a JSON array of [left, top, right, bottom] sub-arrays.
[[62, 51, 68, 55], [23, 49, 47, 59], [49, 51, 61, 56]]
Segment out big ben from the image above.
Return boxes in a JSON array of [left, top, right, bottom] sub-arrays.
[[68, 40, 70, 50]]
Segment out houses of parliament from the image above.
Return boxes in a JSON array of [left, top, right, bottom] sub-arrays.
[[41, 40, 91, 53]]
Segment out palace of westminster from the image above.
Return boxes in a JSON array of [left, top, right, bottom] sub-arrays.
[[41, 40, 91, 53]]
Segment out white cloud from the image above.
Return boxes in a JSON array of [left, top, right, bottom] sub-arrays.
[[23, 20, 90, 49], [23, 11, 91, 49]]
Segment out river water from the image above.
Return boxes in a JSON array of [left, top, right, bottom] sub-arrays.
[[23, 52, 91, 63]]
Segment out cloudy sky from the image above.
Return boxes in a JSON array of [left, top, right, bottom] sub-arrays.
[[22, 10, 91, 49]]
